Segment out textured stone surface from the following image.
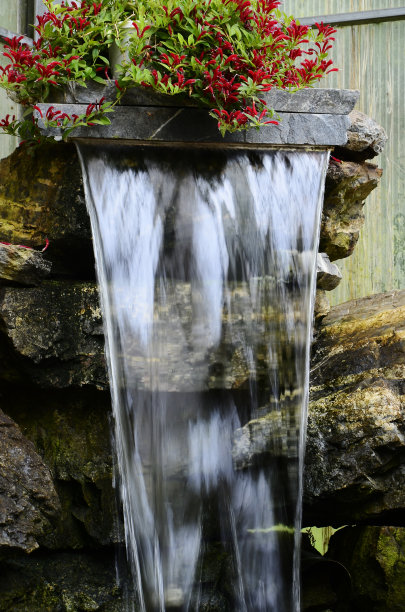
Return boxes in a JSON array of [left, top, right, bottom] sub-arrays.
[[0, 143, 383, 284], [313, 289, 331, 321], [316, 252, 342, 290], [5, 387, 116, 549], [320, 160, 383, 261], [0, 282, 106, 389], [0, 243, 51, 285], [232, 409, 296, 469], [4, 287, 405, 528], [335, 109, 388, 161], [328, 526, 405, 612], [0, 280, 307, 392], [37, 104, 351, 147], [305, 290, 405, 525], [0, 550, 127, 612], [0, 408, 60, 554], [0, 143, 93, 278], [53, 82, 359, 115]]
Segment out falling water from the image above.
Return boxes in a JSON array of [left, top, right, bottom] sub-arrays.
[[77, 144, 328, 611]]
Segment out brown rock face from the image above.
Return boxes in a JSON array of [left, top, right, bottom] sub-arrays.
[[0, 143, 93, 277], [0, 408, 60, 553], [305, 290, 405, 525], [320, 160, 383, 261]]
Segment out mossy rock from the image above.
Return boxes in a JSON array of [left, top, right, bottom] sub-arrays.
[[3, 385, 117, 549], [328, 526, 405, 612], [0, 143, 93, 278], [0, 550, 127, 611]]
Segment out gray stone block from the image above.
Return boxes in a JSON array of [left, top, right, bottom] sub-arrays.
[[36, 103, 351, 147], [316, 252, 342, 290], [51, 82, 359, 115]]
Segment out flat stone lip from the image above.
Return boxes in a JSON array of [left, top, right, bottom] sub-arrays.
[[38, 86, 358, 148], [53, 82, 359, 115], [75, 139, 332, 151]]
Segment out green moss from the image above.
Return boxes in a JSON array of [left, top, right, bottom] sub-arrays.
[[377, 527, 405, 610], [0, 550, 127, 611]]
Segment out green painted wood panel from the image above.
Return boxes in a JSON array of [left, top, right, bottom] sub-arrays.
[[0, 4, 21, 159], [284, 1, 405, 302], [283, 0, 405, 18]]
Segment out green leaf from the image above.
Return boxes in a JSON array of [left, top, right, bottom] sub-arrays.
[[89, 117, 111, 125]]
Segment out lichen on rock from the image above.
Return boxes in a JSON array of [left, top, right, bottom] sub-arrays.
[[320, 160, 383, 261], [305, 290, 405, 525]]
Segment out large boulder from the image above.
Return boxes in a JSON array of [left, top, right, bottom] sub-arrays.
[[305, 290, 405, 525], [320, 160, 383, 261], [0, 550, 127, 611], [0, 408, 60, 554]]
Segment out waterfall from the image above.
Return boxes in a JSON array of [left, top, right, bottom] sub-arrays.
[[77, 144, 328, 611]]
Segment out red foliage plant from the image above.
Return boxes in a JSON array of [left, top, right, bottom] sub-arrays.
[[0, 0, 337, 143]]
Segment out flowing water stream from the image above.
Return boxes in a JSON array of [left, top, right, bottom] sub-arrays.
[[77, 144, 328, 611]]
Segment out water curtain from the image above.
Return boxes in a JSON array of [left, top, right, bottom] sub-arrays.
[[78, 144, 328, 611]]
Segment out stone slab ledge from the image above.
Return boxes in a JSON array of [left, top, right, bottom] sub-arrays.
[[36, 103, 352, 147], [51, 83, 359, 115]]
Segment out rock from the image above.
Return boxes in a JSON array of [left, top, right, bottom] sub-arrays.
[[0, 279, 308, 392], [301, 536, 351, 612], [316, 252, 342, 290], [0, 550, 129, 611], [0, 282, 107, 389], [305, 290, 405, 525], [4, 387, 116, 549], [320, 160, 383, 261], [232, 408, 300, 469], [39, 103, 352, 147], [335, 110, 388, 162], [0, 243, 51, 285], [0, 132, 382, 279], [327, 526, 405, 612], [0, 408, 60, 554], [54, 82, 360, 115], [313, 290, 330, 322], [0, 143, 93, 278]]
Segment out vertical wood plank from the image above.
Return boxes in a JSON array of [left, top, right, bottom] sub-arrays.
[[0, 2, 23, 159]]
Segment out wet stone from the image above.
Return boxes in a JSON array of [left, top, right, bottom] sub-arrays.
[[0, 408, 60, 554], [0, 243, 51, 286]]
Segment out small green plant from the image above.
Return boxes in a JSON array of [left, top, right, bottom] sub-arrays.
[[0, 0, 337, 146]]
